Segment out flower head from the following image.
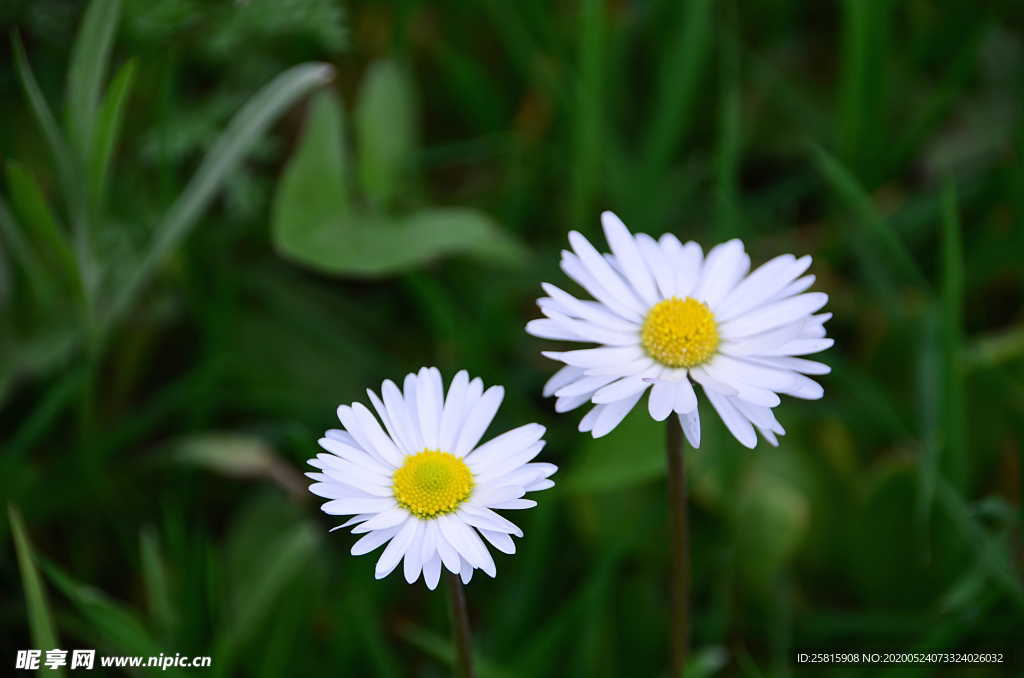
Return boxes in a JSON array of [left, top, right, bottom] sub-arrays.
[[527, 211, 832, 448], [307, 368, 556, 588]]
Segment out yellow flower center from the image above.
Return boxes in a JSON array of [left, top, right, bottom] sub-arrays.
[[393, 450, 474, 519], [640, 296, 720, 368]]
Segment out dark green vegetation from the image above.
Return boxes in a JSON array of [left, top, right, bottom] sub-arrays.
[[2, 1, 1023, 676]]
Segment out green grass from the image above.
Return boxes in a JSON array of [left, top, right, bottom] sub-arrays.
[[2, 1, 1023, 676]]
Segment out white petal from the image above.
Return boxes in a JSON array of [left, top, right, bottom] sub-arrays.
[[705, 355, 795, 392], [748, 356, 831, 375], [719, 292, 829, 339], [460, 557, 474, 584], [704, 389, 757, 449], [717, 254, 811, 321], [465, 423, 545, 472], [592, 375, 652, 404], [402, 373, 425, 451], [648, 380, 676, 421], [351, 403, 404, 467], [416, 367, 444, 449], [578, 405, 602, 432], [403, 521, 425, 584], [365, 387, 402, 452], [439, 370, 470, 451], [636, 233, 676, 300], [474, 441, 545, 482], [351, 525, 402, 556], [435, 527, 461, 574], [569, 230, 647, 315], [423, 553, 442, 590], [479, 528, 516, 555], [773, 274, 816, 301], [601, 211, 659, 305], [778, 374, 825, 400], [490, 498, 537, 510], [667, 238, 704, 298], [543, 365, 585, 398], [673, 377, 699, 413], [381, 379, 420, 453], [541, 282, 639, 333], [769, 337, 834, 356], [352, 508, 409, 534], [374, 518, 419, 579], [321, 497, 395, 516], [591, 390, 644, 438], [555, 374, 618, 398], [561, 251, 644, 322], [454, 385, 505, 457], [678, 409, 701, 448], [688, 366, 738, 396], [734, 384, 781, 408], [555, 393, 591, 412], [542, 345, 644, 368], [694, 240, 748, 308]]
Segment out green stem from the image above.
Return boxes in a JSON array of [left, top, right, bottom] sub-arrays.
[[446, 572, 475, 678], [666, 419, 690, 676]]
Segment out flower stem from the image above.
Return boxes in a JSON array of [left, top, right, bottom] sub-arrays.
[[666, 419, 690, 676], [446, 572, 475, 678]]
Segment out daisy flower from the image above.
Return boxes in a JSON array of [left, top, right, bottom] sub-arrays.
[[527, 211, 832, 448], [307, 367, 556, 589]]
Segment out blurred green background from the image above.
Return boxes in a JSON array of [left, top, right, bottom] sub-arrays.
[[2, 0, 1023, 676]]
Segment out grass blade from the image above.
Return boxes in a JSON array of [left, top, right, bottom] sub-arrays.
[[715, 10, 742, 240], [838, 0, 890, 183], [89, 58, 137, 212], [8, 505, 65, 678], [65, 0, 122, 159], [0, 198, 54, 306], [643, 0, 712, 174], [105, 62, 334, 333], [569, 0, 605, 223], [808, 141, 927, 289], [939, 184, 966, 488], [139, 528, 176, 636], [11, 34, 83, 223], [5, 161, 79, 291], [43, 559, 169, 661]]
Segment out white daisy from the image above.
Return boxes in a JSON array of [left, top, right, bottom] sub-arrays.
[[527, 211, 832, 448], [307, 367, 556, 589]]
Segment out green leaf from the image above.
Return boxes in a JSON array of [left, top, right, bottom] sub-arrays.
[[43, 559, 169, 663], [808, 141, 927, 290], [89, 58, 137, 211], [5, 161, 78, 289], [354, 60, 415, 208], [8, 505, 65, 677], [213, 499, 319, 677], [139, 528, 176, 636], [106, 62, 335, 333], [274, 93, 523, 274], [66, 0, 122, 159], [0, 198, 55, 305], [11, 34, 83, 225]]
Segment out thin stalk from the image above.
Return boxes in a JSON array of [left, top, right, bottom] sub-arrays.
[[446, 572, 475, 678], [666, 419, 690, 675]]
